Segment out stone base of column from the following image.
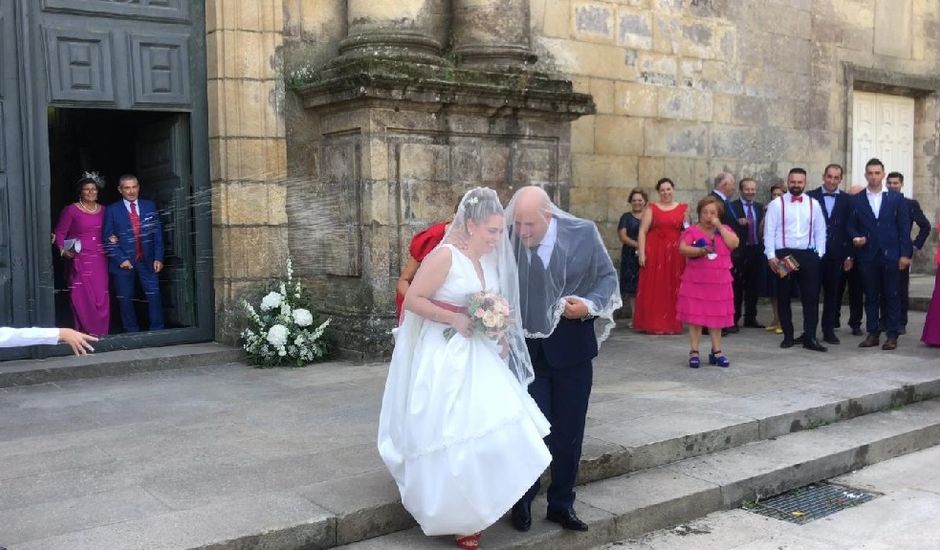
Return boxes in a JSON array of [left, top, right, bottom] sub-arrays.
[[288, 58, 594, 358], [335, 30, 445, 66], [454, 43, 536, 68]]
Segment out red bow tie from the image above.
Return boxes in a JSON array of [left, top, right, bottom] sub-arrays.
[[791, 196, 803, 203]]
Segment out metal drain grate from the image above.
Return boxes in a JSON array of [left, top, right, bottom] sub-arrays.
[[744, 482, 878, 524]]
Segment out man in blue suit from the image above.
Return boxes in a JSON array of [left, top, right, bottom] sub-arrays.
[[884, 172, 932, 334], [807, 164, 853, 344], [847, 159, 912, 350], [508, 186, 619, 534], [103, 174, 165, 332]]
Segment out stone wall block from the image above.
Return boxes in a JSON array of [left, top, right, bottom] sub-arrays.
[[225, 182, 272, 225], [733, 96, 770, 127], [614, 81, 657, 117], [540, 38, 638, 79], [222, 226, 289, 279], [572, 2, 615, 43], [542, 0, 571, 38], [572, 154, 638, 188], [399, 143, 450, 183], [643, 120, 707, 158], [636, 51, 677, 85], [595, 115, 644, 156], [679, 22, 716, 59], [657, 88, 713, 122], [617, 8, 653, 50], [590, 78, 615, 113], [638, 156, 664, 188], [651, 13, 679, 54], [571, 115, 596, 154], [481, 145, 511, 184]]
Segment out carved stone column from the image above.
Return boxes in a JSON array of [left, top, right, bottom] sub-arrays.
[[337, 0, 446, 64], [453, 0, 534, 68]]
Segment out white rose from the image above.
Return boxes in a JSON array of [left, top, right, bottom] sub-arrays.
[[260, 292, 282, 311], [292, 308, 313, 327], [482, 310, 498, 328], [266, 324, 289, 347]]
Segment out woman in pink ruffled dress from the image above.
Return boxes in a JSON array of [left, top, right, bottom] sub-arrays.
[[922, 218, 940, 347], [54, 174, 110, 336], [676, 196, 739, 368]]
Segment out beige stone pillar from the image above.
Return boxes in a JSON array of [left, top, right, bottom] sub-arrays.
[[339, 0, 446, 63], [454, 0, 534, 68], [206, 0, 289, 340]]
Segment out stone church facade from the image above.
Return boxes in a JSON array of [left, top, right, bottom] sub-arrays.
[[4, 1, 931, 358], [209, 0, 939, 355]]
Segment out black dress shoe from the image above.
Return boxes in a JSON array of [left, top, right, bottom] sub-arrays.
[[823, 334, 841, 345], [794, 333, 805, 344], [780, 337, 796, 348], [724, 325, 740, 334], [546, 507, 589, 532], [802, 339, 828, 352], [882, 338, 898, 350], [743, 320, 765, 328], [850, 326, 863, 336], [510, 501, 531, 532]]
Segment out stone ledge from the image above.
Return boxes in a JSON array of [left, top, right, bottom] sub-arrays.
[[293, 58, 596, 119], [0, 343, 243, 388]]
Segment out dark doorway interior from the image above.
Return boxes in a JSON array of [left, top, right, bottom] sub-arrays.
[[48, 107, 197, 334]]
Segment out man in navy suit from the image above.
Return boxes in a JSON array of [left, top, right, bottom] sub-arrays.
[[709, 172, 741, 334], [103, 174, 165, 332], [730, 177, 764, 329], [884, 172, 931, 334], [508, 186, 619, 534], [847, 159, 912, 350], [807, 164, 853, 344]]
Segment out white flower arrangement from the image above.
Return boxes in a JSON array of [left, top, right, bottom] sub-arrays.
[[241, 258, 331, 367]]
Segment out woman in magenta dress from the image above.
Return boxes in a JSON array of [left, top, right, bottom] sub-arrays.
[[922, 219, 940, 347], [676, 196, 739, 367], [635, 178, 690, 334], [54, 174, 110, 336]]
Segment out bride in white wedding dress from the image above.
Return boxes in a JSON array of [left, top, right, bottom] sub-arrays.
[[378, 187, 551, 548]]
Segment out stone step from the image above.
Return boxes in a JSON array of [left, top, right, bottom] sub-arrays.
[[148, 371, 940, 549], [343, 397, 940, 549], [0, 343, 243, 388]]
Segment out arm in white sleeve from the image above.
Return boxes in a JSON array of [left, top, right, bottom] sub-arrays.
[[0, 327, 60, 348], [813, 201, 827, 258], [763, 199, 779, 260]]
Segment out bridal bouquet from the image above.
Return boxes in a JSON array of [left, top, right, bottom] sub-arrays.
[[444, 290, 512, 341], [241, 258, 331, 367]]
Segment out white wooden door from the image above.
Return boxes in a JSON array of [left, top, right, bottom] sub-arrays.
[[852, 91, 915, 196]]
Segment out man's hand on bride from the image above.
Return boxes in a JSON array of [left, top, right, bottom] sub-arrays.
[[498, 338, 509, 359], [449, 312, 473, 337], [562, 297, 589, 320]]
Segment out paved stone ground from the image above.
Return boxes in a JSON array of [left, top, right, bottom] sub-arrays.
[[595, 443, 940, 550], [1, 296, 938, 548]]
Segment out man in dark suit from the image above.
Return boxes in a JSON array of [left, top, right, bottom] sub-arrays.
[[807, 164, 853, 344], [847, 159, 913, 350], [508, 186, 619, 534], [710, 172, 740, 333], [885, 172, 931, 334], [103, 174, 165, 332], [730, 177, 764, 329]]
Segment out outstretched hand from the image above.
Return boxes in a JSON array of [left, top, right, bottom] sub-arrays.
[[58, 328, 98, 355]]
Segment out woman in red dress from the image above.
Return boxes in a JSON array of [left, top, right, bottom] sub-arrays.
[[395, 222, 448, 324], [634, 178, 690, 334]]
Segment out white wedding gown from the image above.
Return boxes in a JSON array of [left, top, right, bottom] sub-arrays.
[[378, 244, 552, 536]]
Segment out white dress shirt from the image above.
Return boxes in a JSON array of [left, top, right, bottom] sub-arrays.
[[866, 188, 886, 219], [0, 327, 59, 348], [123, 199, 138, 213], [763, 193, 827, 259], [821, 189, 839, 217]]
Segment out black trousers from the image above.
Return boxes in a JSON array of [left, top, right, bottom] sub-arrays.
[[880, 268, 910, 329], [521, 357, 593, 512], [733, 245, 763, 325], [819, 255, 846, 337], [775, 248, 821, 340], [838, 265, 864, 329]]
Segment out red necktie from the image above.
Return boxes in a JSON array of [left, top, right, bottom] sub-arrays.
[[129, 202, 144, 260], [791, 196, 803, 203]]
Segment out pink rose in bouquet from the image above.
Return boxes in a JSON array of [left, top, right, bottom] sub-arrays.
[[444, 290, 512, 340]]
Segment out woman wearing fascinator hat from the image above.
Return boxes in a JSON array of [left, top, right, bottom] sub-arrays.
[[53, 172, 110, 335]]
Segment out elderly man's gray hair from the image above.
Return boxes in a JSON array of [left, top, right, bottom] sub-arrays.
[[713, 172, 733, 189]]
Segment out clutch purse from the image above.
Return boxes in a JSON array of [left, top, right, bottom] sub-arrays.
[[774, 254, 799, 278], [63, 238, 82, 253]]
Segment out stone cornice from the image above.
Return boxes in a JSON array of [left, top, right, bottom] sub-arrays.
[[293, 59, 595, 119]]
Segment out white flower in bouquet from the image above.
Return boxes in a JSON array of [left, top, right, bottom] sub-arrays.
[[266, 324, 289, 347], [292, 308, 313, 327], [260, 291, 282, 311]]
